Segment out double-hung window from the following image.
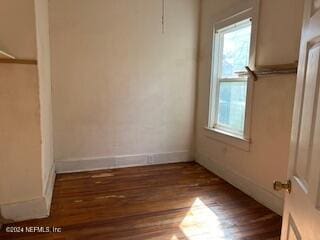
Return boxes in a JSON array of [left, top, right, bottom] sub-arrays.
[[209, 17, 254, 140]]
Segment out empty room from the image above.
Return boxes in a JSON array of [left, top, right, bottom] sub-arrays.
[[1, 0, 320, 239]]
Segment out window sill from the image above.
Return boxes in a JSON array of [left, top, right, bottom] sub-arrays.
[[203, 127, 251, 151]]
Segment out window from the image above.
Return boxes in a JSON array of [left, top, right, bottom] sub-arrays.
[[209, 18, 253, 138]]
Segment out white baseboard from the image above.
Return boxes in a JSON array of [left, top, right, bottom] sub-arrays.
[[0, 163, 56, 222], [55, 151, 193, 173], [0, 197, 49, 222], [44, 164, 56, 212], [196, 153, 284, 215]]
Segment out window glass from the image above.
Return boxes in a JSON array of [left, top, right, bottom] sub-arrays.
[[221, 24, 251, 78], [217, 81, 247, 133]]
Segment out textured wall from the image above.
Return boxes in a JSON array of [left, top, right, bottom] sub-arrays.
[[49, 0, 200, 162]]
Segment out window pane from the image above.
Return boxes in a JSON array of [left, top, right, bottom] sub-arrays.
[[221, 23, 251, 78], [217, 81, 247, 133]]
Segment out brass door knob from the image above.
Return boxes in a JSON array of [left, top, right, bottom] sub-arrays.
[[273, 180, 291, 193]]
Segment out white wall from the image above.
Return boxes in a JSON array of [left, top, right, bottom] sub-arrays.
[[0, 64, 42, 204], [49, 0, 200, 170], [0, 0, 42, 205], [0, 0, 54, 221], [35, 0, 55, 199], [195, 0, 304, 214]]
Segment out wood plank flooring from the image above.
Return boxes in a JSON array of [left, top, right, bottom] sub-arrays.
[[0, 162, 282, 240]]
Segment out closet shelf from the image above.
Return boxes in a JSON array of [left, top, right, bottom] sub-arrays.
[[0, 58, 37, 65], [0, 50, 37, 65], [236, 62, 298, 81]]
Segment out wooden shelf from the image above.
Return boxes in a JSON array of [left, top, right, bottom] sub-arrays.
[[0, 49, 37, 65], [237, 62, 298, 81], [0, 58, 37, 65]]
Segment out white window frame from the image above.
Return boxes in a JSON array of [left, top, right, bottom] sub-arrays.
[[211, 19, 251, 135], [205, 2, 259, 151]]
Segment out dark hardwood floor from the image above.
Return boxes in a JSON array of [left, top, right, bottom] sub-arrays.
[[0, 162, 282, 240]]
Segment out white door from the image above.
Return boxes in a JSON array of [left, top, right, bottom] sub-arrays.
[[279, 0, 320, 239]]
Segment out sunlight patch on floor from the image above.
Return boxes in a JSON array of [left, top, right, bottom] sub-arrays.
[[178, 198, 226, 240]]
